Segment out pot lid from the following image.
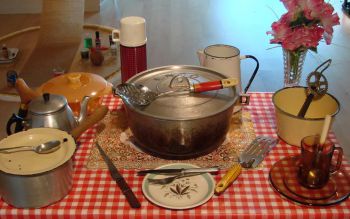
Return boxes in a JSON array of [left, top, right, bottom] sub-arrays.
[[29, 93, 67, 115], [0, 128, 76, 175], [126, 65, 238, 120], [38, 72, 112, 104]]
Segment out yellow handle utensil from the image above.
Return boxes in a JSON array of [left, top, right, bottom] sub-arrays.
[[215, 163, 242, 194], [215, 136, 278, 195]]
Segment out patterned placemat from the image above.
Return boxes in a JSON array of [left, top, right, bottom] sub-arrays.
[[86, 108, 256, 169]]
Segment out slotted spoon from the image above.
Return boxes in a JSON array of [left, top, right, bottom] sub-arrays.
[[113, 78, 238, 106]]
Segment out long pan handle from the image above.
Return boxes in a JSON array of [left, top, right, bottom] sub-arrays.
[[215, 164, 242, 195]]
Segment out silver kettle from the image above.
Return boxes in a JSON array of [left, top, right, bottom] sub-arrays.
[[7, 93, 90, 134]]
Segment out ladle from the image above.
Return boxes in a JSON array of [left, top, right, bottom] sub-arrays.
[[114, 78, 238, 106], [297, 59, 331, 118], [0, 140, 61, 154]]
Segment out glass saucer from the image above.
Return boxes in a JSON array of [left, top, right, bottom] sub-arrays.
[[269, 156, 350, 206]]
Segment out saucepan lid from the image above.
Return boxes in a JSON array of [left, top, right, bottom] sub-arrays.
[[0, 128, 76, 175], [125, 65, 238, 120]]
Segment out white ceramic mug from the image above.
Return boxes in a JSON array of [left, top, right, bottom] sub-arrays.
[[197, 44, 259, 95]]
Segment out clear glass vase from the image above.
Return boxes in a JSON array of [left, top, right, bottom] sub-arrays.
[[283, 48, 307, 87]]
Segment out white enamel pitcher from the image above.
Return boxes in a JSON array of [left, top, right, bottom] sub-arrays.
[[197, 44, 259, 104]]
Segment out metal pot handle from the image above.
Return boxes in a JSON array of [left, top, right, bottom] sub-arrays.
[[6, 113, 24, 135]]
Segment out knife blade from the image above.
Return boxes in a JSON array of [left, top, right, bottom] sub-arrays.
[[137, 166, 219, 176], [95, 142, 141, 209]]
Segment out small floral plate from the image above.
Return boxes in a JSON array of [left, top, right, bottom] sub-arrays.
[[142, 163, 215, 210]]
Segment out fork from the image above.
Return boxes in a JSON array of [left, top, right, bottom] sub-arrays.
[[147, 172, 203, 185]]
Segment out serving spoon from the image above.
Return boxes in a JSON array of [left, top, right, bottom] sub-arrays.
[[114, 78, 238, 106], [0, 140, 61, 154]]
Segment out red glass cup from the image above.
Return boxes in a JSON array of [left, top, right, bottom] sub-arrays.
[[298, 135, 343, 189], [120, 44, 147, 83]]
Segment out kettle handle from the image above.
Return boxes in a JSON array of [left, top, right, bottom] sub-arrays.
[[6, 113, 24, 135]]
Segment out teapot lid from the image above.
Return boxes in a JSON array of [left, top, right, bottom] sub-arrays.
[[29, 93, 67, 115], [38, 72, 112, 104]]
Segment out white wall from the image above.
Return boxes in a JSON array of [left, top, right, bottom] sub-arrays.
[[0, 0, 100, 14]]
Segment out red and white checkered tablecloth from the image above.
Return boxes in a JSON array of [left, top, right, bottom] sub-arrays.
[[1, 93, 349, 218]]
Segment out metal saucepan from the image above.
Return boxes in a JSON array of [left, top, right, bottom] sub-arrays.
[[272, 86, 340, 146], [113, 65, 242, 159], [0, 106, 108, 208]]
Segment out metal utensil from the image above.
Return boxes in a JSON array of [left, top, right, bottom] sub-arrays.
[[147, 172, 207, 185], [114, 78, 238, 106], [298, 59, 331, 118], [95, 141, 141, 209], [215, 136, 278, 194], [138, 166, 219, 175], [0, 140, 61, 154]]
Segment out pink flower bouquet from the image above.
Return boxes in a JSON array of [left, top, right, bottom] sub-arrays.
[[267, 0, 340, 86], [268, 0, 340, 52]]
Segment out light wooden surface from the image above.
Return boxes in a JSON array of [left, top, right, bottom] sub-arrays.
[[0, 0, 349, 157], [20, 0, 84, 87]]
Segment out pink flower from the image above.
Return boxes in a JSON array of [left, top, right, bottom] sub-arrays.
[[280, 0, 299, 11], [268, 0, 340, 52]]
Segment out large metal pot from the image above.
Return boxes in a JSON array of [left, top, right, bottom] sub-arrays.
[[116, 65, 239, 159], [0, 128, 76, 208], [272, 86, 340, 146]]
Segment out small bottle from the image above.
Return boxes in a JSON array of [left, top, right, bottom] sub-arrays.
[[95, 31, 101, 48], [84, 33, 93, 49], [2, 44, 9, 59], [109, 34, 117, 56]]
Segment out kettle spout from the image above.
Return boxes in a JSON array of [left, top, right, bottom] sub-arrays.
[[77, 96, 91, 123]]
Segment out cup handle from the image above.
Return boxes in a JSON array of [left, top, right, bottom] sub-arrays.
[[112, 29, 120, 43], [330, 146, 343, 173], [240, 55, 260, 94], [197, 49, 205, 66]]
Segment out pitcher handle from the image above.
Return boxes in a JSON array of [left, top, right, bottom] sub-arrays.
[[197, 49, 205, 66], [241, 55, 259, 94]]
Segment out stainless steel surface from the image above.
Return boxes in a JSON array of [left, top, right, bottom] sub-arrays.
[[114, 83, 159, 106], [114, 76, 238, 106], [7, 93, 91, 134], [127, 65, 237, 120], [123, 65, 238, 159], [0, 140, 61, 154], [77, 96, 90, 123], [27, 94, 78, 133], [95, 141, 141, 209], [29, 93, 67, 115], [138, 166, 219, 175], [0, 158, 73, 208]]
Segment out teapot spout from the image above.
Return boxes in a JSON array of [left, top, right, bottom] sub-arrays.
[[77, 96, 91, 123]]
